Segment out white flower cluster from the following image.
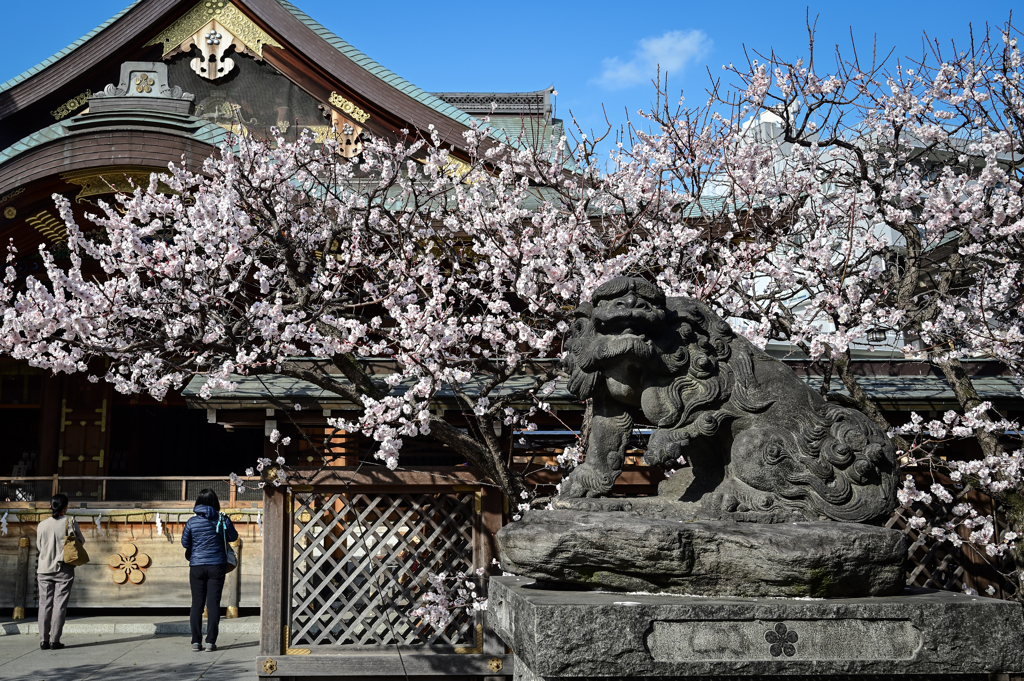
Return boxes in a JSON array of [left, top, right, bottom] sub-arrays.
[[410, 567, 487, 629]]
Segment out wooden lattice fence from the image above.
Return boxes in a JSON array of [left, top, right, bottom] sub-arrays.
[[887, 471, 1018, 600], [257, 468, 509, 678], [290, 490, 478, 647]]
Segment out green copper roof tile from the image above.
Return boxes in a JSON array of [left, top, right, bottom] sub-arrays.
[[0, 0, 521, 152], [0, 1, 143, 96], [0, 123, 69, 166], [0, 113, 232, 167], [274, 0, 514, 143]]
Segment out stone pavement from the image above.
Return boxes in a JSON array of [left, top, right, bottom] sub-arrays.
[[0, 617, 260, 681], [0, 614, 259, 636]]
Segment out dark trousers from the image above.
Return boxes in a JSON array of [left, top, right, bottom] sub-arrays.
[[189, 564, 226, 644], [38, 564, 75, 644]]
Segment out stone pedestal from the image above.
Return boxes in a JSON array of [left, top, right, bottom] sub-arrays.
[[498, 509, 909, 598], [488, 576, 1024, 680]]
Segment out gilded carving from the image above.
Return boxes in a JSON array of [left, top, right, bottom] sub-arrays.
[[0, 188, 25, 205], [50, 91, 92, 120], [328, 92, 370, 124], [189, 20, 240, 80], [25, 211, 68, 244], [134, 74, 155, 93], [61, 167, 169, 202], [3, 207, 15, 220], [442, 156, 472, 179], [315, 102, 365, 158], [92, 62, 193, 101], [107, 543, 151, 584], [216, 3, 282, 57], [415, 154, 473, 181], [302, 125, 332, 144], [144, 1, 282, 60]]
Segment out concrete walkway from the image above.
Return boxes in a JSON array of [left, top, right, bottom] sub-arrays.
[[0, 615, 259, 636], [0, 618, 260, 680]]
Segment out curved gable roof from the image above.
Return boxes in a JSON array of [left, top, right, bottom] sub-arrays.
[[275, 0, 480, 131], [0, 1, 144, 96], [0, 0, 504, 148]]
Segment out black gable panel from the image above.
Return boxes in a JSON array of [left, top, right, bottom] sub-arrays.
[[166, 48, 324, 141]]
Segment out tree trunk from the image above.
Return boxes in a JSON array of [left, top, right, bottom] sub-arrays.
[[834, 351, 910, 454], [930, 354, 1002, 458]]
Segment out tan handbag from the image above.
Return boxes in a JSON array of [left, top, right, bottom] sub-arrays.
[[63, 517, 90, 567]]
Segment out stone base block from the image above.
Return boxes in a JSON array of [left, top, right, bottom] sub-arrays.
[[498, 510, 908, 597], [488, 576, 1024, 679]]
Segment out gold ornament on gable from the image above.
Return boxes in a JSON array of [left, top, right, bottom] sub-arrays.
[[144, 1, 283, 81], [51, 91, 92, 121], [134, 74, 155, 93], [328, 92, 370, 124], [315, 98, 366, 158]]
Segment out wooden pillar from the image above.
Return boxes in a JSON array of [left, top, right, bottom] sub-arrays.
[[13, 536, 30, 619], [226, 537, 242, 618], [260, 486, 287, 656], [479, 486, 505, 656]]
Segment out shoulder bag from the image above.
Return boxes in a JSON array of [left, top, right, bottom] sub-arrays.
[[63, 517, 90, 567], [218, 514, 238, 574]]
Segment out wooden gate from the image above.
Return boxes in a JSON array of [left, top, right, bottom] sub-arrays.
[[257, 468, 511, 678]]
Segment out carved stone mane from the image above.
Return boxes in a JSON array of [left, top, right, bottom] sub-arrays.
[[559, 277, 898, 524]]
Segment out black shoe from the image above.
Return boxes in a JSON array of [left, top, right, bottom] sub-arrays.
[[191, 642, 201, 651], [40, 641, 50, 650], [51, 642, 65, 651], [204, 643, 217, 652]]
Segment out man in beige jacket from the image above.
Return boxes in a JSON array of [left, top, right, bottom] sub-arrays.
[[36, 493, 84, 650]]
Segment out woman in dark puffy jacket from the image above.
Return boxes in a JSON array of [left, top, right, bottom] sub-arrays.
[[181, 488, 238, 652]]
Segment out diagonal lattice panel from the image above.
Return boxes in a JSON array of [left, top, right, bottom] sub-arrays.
[[290, 491, 478, 647]]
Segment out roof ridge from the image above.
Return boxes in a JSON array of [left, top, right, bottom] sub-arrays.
[[0, 1, 144, 96]]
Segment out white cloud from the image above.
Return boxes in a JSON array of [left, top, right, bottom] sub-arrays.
[[594, 30, 712, 90]]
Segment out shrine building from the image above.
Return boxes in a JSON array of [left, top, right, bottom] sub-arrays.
[[0, 0, 1019, 633]]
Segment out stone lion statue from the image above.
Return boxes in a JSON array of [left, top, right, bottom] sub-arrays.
[[559, 277, 899, 523]]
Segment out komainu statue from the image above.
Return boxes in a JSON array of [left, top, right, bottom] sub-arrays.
[[559, 277, 898, 523]]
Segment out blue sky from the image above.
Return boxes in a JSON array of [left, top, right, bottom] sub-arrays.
[[0, 0, 1018, 141]]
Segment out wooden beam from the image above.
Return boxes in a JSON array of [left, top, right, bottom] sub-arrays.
[[255, 653, 513, 677], [259, 485, 285, 656], [290, 467, 489, 487], [0, 130, 216, 198]]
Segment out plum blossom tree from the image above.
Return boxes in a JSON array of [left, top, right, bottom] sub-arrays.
[[0, 112, 719, 504], [642, 18, 1024, 598], [0, 13, 1022, 599]]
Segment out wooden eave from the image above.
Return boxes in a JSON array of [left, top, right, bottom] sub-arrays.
[[0, 0, 482, 155], [0, 128, 217, 198]]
